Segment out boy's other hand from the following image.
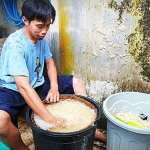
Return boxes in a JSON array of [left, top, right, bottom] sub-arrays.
[[45, 88, 59, 103]]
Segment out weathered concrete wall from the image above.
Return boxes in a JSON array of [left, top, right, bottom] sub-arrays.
[[46, 0, 150, 103]]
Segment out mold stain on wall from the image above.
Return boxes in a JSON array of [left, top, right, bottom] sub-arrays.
[[58, 1, 74, 75], [128, 0, 150, 82], [108, 0, 143, 22], [107, 0, 150, 92], [110, 0, 150, 80]]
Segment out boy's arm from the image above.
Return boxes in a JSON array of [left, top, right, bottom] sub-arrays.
[[14, 76, 64, 126], [45, 57, 59, 102]]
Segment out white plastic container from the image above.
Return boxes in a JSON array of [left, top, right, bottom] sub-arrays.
[[103, 92, 150, 150]]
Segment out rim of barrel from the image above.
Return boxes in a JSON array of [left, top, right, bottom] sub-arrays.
[[103, 92, 150, 134], [26, 94, 101, 136]]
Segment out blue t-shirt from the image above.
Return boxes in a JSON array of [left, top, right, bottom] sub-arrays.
[[0, 28, 52, 91]]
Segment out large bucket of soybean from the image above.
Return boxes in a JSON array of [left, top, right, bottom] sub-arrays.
[[26, 95, 101, 150], [103, 92, 150, 150]]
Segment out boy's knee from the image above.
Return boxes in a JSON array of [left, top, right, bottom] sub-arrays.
[[73, 77, 84, 87], [72, 77, 87, 96], [0, 110, 11, 131]]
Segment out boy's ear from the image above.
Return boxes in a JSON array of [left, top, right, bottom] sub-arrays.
[[22, 16, 29, 25]]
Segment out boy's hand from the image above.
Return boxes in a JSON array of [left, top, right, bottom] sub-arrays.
[[50, 117, 66, 128], [45, 88, 59, 103], [55, 118, 66, 128]]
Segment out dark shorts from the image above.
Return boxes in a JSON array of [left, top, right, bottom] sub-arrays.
[[0, 75, 74, 126]]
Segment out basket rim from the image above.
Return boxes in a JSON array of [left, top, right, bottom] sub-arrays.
[[31, 94, 99, 133]]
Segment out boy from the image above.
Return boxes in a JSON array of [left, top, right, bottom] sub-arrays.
[[0, 0, 106, 149]]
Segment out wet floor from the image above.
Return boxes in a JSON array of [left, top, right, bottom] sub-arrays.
[[18, 114, 106, 150]]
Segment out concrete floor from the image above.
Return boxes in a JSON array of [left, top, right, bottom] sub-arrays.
[[18, 115, 106, 150]]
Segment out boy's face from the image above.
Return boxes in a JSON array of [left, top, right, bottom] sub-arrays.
[[23, 17, 51, 42]]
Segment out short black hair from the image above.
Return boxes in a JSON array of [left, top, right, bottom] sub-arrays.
[[22, 0, 56, 24]]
